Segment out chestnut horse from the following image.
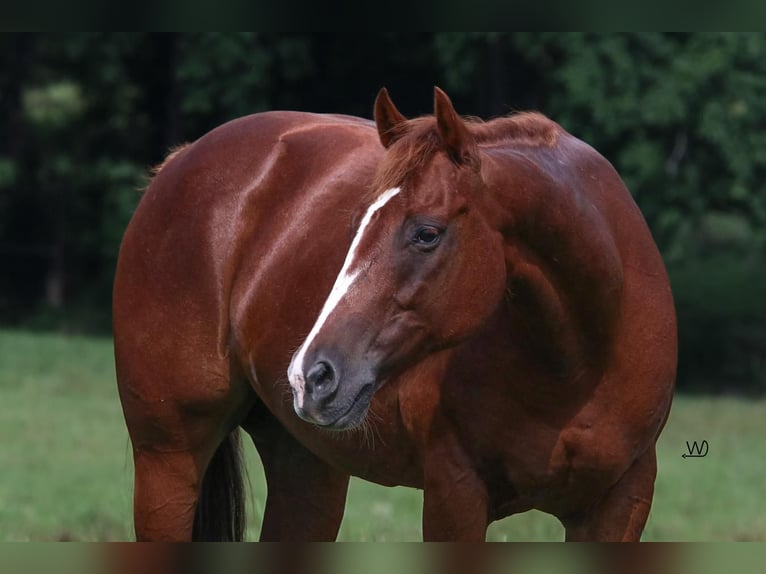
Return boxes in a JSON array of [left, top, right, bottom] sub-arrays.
[[113, 87, 676, 541]]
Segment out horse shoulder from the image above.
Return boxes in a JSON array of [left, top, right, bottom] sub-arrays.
[[530, 136, 676, 456]]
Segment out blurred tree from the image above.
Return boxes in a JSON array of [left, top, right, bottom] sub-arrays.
[[1, 33, 148, 326]]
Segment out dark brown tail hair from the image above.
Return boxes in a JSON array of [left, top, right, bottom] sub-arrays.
[[192, 430, 247, 541]]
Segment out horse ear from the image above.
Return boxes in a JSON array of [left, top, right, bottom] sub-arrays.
[[374, 87, 407, 148], [433, 86, 477, 165]]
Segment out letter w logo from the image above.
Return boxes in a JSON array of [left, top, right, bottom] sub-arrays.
[[682, 440, 709, 458]]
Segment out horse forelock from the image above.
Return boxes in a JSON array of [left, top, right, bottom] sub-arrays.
[[370, 117, 442, 195]]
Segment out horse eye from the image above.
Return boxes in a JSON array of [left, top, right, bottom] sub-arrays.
[[413, 226, 442, 246]]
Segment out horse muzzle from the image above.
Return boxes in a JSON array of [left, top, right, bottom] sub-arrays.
[[288, 350, 376, 430]]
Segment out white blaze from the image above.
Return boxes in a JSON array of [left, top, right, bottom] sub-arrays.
[[288, 187, 401, 408]]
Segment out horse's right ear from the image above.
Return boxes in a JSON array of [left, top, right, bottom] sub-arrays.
[[374, 87, 407, 148]]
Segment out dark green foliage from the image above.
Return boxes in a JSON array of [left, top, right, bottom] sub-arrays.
[[1, 33, 763, 391]]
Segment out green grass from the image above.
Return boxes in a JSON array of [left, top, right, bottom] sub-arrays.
[[0, 330, 132, 541], [1, 329, 764, 541]]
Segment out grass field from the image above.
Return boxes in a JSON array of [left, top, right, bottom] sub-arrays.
[[1, 329, 764, 541]]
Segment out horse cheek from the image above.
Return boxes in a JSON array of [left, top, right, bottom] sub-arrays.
[[468, 238, 507, 327], [442, 236, 505, 344]]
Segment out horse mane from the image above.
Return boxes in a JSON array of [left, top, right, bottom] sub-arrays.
[[371, 111, 560, 193], [469, 111, 561, 148]]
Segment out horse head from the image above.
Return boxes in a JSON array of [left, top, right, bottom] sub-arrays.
[[287, 87, 507, 429]]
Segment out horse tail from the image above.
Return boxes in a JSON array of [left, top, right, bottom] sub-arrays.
[[192, 429, 247, 541], [142, 143, 191, 193]]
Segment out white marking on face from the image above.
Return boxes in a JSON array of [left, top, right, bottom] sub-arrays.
[[288, 187, 401, 408]]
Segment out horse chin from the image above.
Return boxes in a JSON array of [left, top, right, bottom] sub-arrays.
[[296, 382, 376, 431], [320, 403, 370, 431]]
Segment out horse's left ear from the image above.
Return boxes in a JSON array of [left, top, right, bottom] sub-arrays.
[[434, 87, 478, 166], [374, 87, 407, 148]]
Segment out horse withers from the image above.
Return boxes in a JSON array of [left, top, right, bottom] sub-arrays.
[[113, 87, 676, 541]]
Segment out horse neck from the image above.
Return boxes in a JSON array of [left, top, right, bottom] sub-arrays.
[[479, 146, 624, 376]]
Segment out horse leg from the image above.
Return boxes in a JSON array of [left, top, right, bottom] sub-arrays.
[[245, 408, 350, 541], [121, 369, 254, 541], [561, 447, 658, 541], [422, 437, 489, 541], [132, 442, 210, 541]]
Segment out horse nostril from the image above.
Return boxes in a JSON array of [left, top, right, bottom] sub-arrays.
[[305, 360, 336, 396]]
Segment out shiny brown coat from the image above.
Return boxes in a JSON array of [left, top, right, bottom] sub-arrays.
[[113, 88, 676, 541]]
